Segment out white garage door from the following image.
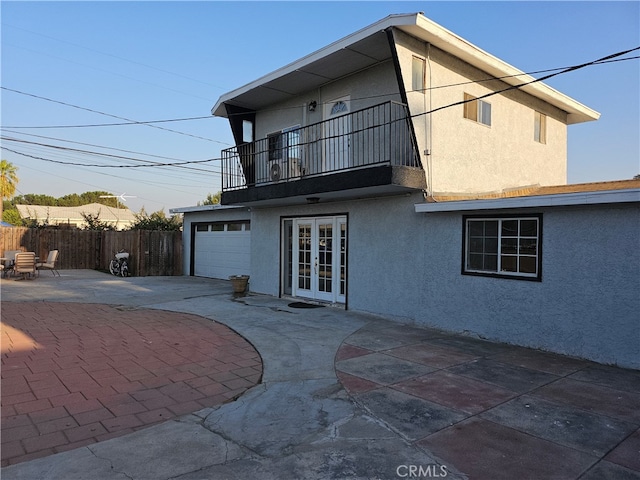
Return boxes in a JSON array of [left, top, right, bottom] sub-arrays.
[[193, 221, 250, 279]]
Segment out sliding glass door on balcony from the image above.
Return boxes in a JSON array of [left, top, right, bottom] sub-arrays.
[[283, 216, 347, 304]]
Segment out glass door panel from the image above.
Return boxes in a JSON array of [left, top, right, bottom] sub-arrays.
[[296, 222, 313, 295], [339, 218, 347, 300], [315, 221, 333, 301], [290, 216, 346, 303]]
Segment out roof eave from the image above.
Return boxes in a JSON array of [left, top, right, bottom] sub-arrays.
[[415, 188, 640, 213], [211, 13, 421, 118], [401, 15, 600, 124], [211, 12, 599, 124]]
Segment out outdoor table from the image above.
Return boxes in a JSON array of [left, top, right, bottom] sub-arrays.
[[1, 257, 11, 277]]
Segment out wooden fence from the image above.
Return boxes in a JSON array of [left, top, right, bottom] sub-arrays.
[[0, 227, 182, 276]]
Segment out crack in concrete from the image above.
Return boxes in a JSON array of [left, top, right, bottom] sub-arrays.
[[87, 446, 134, 480]]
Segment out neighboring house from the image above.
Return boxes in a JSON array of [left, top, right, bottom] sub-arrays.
[[173, 13, 639, 368], [16, 203, 137, 230]]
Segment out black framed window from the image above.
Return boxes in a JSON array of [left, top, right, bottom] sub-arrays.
[[463, 215, 541, 280]]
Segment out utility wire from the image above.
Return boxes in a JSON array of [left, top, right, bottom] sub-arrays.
[[415, 46, 640, 119], [1, 129, 218, 165], [2, 22, 229, 90], [0, 86, 228, 145], [222, 54, 640, 118], [2, 47, 638, 172], [1, 135, 220, 168], [4, 55, 637, 130], [1, 142, 219, 171], [2, 115, 214, 129], [3, 42, 217, 103], [9, 159, 205, 206]]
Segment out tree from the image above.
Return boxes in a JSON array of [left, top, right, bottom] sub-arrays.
[[634, 174, 640, 180], [128, 208, 182, 231], [197, 192, 221, 206], [0, 160, 19, 221], [58, 191, 125, 208], [2, 207, 22, 226], [80, 211, 116, 231], [11, 193, 57, 206], [9, 191, 125, 208]]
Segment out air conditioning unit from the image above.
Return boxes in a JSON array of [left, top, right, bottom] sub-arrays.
[[270, 162, 283, 182], [270, 159, 302, 182]]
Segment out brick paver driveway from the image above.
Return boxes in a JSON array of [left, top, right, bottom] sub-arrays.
[[1, 302, 262, 466]]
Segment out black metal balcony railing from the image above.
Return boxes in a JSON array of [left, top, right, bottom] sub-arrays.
[[222, 101, 421, 191]]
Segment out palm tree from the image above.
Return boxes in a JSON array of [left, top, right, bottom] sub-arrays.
[[1, 160, 19, 222]]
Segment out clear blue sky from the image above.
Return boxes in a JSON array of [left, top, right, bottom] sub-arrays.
[[2, 1, 638, 213]]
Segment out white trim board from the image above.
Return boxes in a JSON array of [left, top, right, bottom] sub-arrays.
[[414, 189, 640, 213]]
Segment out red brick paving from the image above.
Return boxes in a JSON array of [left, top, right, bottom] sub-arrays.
[[0, 302, 262, 466]]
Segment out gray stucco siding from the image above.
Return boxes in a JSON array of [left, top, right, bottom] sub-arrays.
[[184, 198, 638, 369], [415, 203, 640, 369], [254, 61, 400, 141]]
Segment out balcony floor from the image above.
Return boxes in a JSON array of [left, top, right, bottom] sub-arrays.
[[221, 165, 426, 207]]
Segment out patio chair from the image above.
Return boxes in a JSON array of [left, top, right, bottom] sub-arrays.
[[2, 250, 23, 278], [14, 252, 37, 280], [36, 250, 60, 277]]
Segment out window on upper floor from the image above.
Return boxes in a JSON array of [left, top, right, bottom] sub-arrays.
[[268, 126, 301, 163], [534, 111, 547, 144], [242, 120, 254, 143], [463, 215, 541, 281], [464, 93, 491, 126], [412, 56, 426, 93]]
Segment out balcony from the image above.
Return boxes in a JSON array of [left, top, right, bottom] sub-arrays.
[[221, 101, 426, 206]]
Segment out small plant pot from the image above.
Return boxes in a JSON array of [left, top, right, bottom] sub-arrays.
[[229, 275, 249, 293]]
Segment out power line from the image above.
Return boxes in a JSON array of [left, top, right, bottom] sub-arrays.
[[2, 115, 214, 129], [4, 55, 637, 131], [2, 22, 229, 90], [221, 54, 639, 118], [3, 46, 637, 174], [9, 159, 208, 208], [1, 141, 221, 171], [415, 46, 640, 119], [1, 129, 215, 164], [3, 42, 217, 103], [0, 87, 228, 145]]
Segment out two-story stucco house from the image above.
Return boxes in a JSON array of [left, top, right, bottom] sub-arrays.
[[173, 13, 640, 368]]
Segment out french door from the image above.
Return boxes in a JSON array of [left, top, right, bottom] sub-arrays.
[[288, 216, 347, 303]]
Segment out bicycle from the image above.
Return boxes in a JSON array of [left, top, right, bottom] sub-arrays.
[[109, 250, 130, 277]]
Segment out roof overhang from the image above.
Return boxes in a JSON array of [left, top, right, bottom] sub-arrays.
[[415, 188, 640, 213], [212, 12, 599, 124], [170, 205, 249, 214]]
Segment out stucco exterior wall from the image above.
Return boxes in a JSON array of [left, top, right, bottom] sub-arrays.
[[249, 29, 571, 197], [413, 203, 639, 369], [248, 198, 639, 369], [393, 31, 568, 194], [254, 61, 400, 140]]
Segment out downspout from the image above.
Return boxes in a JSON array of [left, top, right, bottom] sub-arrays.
[[426, 43, 433, 197]]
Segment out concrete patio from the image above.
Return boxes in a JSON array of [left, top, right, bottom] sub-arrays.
[[1, 270, 639, 479]]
